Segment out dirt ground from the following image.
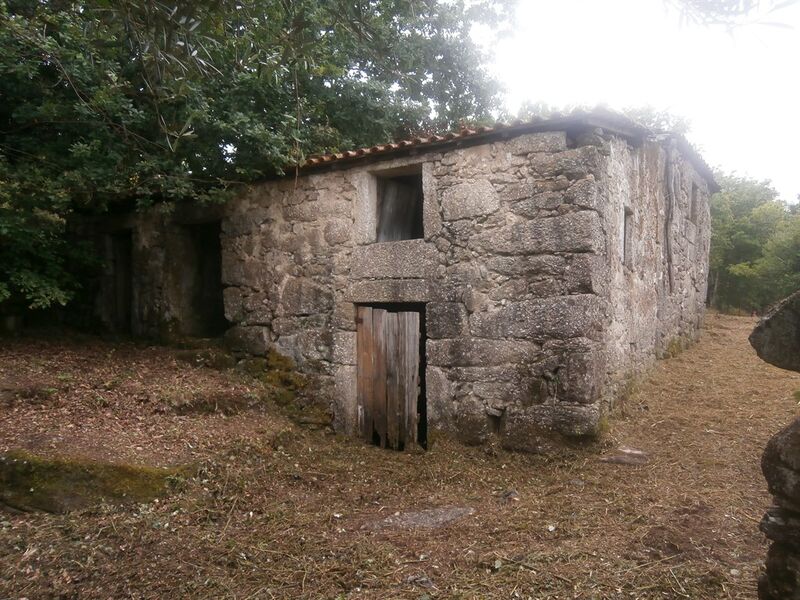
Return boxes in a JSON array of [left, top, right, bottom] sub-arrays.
[[1, 313, 799, 599]]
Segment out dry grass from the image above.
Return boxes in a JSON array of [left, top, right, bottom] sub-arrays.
[[1, 314, 800, 599]]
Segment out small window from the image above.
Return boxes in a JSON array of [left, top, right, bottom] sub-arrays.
[[689, 183, 699, 224], [623, 207, 633, 269], [375, 167, 423, 242]]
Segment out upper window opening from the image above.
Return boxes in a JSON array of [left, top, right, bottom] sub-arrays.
[[376, 166, 423, 242], [623, 206, 634, 269]]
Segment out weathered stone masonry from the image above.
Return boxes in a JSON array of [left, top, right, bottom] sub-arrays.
[[98, 112, 715, 449]]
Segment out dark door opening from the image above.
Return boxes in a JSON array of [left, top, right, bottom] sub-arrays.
[[356, 303, 426, 450], [181, 221, 228, 337], [109, 231, 133, 333]]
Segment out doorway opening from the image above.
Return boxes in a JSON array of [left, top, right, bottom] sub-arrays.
[[356, 303, 426, 450], [180, 221, 228, 337], [109, 231, 133, 333]]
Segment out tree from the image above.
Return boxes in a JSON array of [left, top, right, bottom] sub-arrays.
[[708, 174, 800, 312], [0, 0, 514, 310]]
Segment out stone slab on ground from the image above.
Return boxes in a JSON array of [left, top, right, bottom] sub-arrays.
[[367, 506, 475, 530]]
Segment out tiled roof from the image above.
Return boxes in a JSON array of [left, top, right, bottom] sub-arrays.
[[300, 108, 718, 191], [302, 109, 649, 168]]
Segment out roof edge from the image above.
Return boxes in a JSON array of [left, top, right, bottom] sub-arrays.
[[290, 108, 718, 193]]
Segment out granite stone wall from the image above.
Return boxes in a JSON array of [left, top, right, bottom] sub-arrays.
[[216, 127, 712, 448], [91, 123, 711, 448], [89, 204, 227, 339]]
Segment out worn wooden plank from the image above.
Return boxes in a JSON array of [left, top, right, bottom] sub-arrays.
[[372, 308, 388, 448], [356, 306, 373, 443], [384, 313, 400, 450], [395, 316, 407, 448], [400, 311, 420, 447]]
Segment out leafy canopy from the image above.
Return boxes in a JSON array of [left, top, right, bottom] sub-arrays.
[[0, 0, 513, 309], [708, 174, 800, 312]]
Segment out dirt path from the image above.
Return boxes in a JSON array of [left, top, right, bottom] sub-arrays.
[[1, 314, 799, 599]]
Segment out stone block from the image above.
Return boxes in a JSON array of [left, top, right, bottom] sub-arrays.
[[345, 279, 432, 303], [283, 199, 352, 223], [223, 287, 244, 323], [427, 338, 541, 367], [422, 162, 442, 239], [333, 301, 357, 331], [472, 381, 538, 406], [425, 367, 453, 427], [220, 250, 244, 286], [332, 365, 357, 434], [564, 254, 600, 294], [350, 240, 438, 279], [506, 131, 567, 155], [473, 211, 602, 255], [499, 182, 535, 202], [441, 179, 499, 221], [223, 211, 262, 237], [530, 147, 602, 180], [272, 314, 327, 336], [295, 328, 333, 362], [554, 340, 604, 404], [242, 293, 272, 325], [449, 395, 492, 445], [486, 255, 566, 277], [224, 325, 270, 355], [469, 295, 605, 341], [510, 191, 565, 217], [564, 178, 600, 211], [280, 278, 333, 316], [353, 171, 378, 245], [324, 219, 352, 246], [426, 302, 467, 339], [333, 331, 356, 365]]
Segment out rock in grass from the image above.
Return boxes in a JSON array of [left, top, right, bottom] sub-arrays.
[[368, 506, 475, 530], [0, 450, 190, 513], [599, 446, 649, 465]]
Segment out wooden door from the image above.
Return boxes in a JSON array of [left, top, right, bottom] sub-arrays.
[[356, 306, 420, 450]]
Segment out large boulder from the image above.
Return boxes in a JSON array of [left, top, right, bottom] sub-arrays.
[[763, 419, 800, 513], [753, 290, 800, 599], [750, 290, 800, 372]]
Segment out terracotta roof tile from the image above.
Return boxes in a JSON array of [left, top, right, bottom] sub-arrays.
[[299, 108, 718, 191]]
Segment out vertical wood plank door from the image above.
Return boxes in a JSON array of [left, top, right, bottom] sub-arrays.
[[356, 306, 374, 443], [356, 307, 420, 450]]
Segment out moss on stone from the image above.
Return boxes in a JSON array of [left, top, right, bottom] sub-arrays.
[[236, 349, 330, 428], [663, 335, 694, 359], [0, 450, 190, 513], [238, 350, 307, 404]]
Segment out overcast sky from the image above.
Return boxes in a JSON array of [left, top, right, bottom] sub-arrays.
[[487, 0, 800, 202]]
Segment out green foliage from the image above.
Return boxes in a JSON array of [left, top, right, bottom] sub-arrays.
[[708, 174, 800, 312], [0, 0, 512, 310], [668, 0, 800, 26]]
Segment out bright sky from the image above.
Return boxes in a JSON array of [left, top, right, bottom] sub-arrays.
[[488, 0, 800, 202]]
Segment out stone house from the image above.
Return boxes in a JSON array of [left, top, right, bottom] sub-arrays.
[[92, 110, 716, 451]]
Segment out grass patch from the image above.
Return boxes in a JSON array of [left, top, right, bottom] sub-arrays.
[[0, 450, 191, 513]]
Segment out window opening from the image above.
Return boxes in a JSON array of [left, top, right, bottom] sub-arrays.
[[376, 167, 423, 242]]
